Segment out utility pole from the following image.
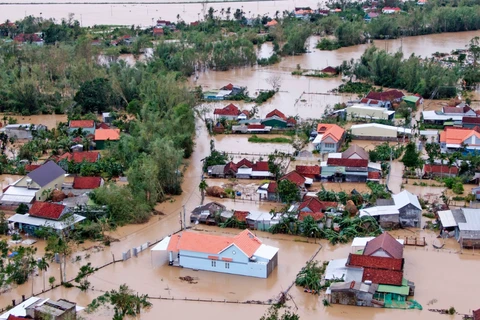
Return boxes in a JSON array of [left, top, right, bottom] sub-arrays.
[[183, 205, 186, 229], [179, 212, 183, 230]]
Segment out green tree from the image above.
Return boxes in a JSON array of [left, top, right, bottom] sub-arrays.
[[277, 180, 300, 203], [37, 257, 49, 292], [87, 284, 152, 320], [74, 78, 114, 114], [300, 215, 321, 238], [260, 305, 300, 320], [75, 262, 95, 291], [199, 179, 208, 205], [401, 142, 422, 170]]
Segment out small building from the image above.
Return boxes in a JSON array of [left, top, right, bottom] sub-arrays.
[[473, 308, 480, 320], [5, 124, 46, 140], [280, 171, 308, 188], [160, 229, 279, 278], [391, 190, 422, 228], [73, 176, 104, 190], [322, 146, 370, 182], [94, 129, 120, 150], [68, 120, 96, 135], [363, 232, 403, 259], [0, 297, 82, 320], [359, 205, 400, 229], [190, 202, 226, 224], [365, 90, 404, 103], [346, 105, 395, 121], [102, 112, 113, 124], [295, 165, 321, 180], [213, 103, 240, 120], [261, 116, 287, 128], [298, 197, 338, 213], [256, 181, 278, 201], [364, 12, 379, 22], [382, 6, 401, 13], [439, 208, 480, 248], [8, 202, 86, 235], [462, 117, 480, 129], [350, 123, 409, 140], [71, 151, 100, 163], [423, 164, 458, 178], [313, 124, 346, 153], [320, 66, 338, 75], [245, 211, 279, 231], [328, 281, 378, 307], [402, 96, 420, 108]]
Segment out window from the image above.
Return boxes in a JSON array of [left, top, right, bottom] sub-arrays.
[[211, 260, 216, 267], [324, 143, 335, 149], [225, 262, 230, 269]]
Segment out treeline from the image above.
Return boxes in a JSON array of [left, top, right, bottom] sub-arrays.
[[343, 46, 462, 98], [316, 2, 480, 48]]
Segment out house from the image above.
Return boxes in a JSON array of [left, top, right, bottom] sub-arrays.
[[68, 120, 96, 135], [297, 197, 338, 213], [102, 112, 113, 124], [423, 105, 477, 126], [295, 165, 321, 180], [359, 205, 400, 228], [350, 123, 411, 140], [8, 202, 86, 235], [321, 66, 338, 75], [94, 129, 120, 150], [346, 253, 404, 286], [245, 212, 280, 231], [382, 7, 401, 13], [257, 181, 278, 201], [346, 105, 395, 121], [365, 90, 404, 103], [279, 171, 308, 188], [73, 176, 104, 189], [265, 19, 278, 27], [439, 127, 480, 153], [208, 159, 272, 179], [321, 145, 373, 182], [0, 297, 82, 320], [213, 122, 225, 134], [356, 98, 385, 108], [159, 229, 279, 278], [153, 27, 164, 36], [363, 232, 403, 259], [438, 208, 480, 248], [213, 103, 240, 120], [402, 96, 420, 109], [190, 202, 226, 224], [364, 12, 379, 22], [2, 161, 66, 203], [313, 124, 346, 152], [462, 116, 480, 129], [261, 113, 288, 128], [423, 164, 458, 178], [71, 151, 100, 163], [369, 190, 422, 228], [342, 144, 369, 160], [5, 124, 46, 140], [13, 33, 44, 45], [328, 281, 378, 307], [250, 161, 273, 179], [294, 7, 314, 19]]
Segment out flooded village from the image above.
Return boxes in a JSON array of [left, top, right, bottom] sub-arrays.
[[0, 1, 480, 320]]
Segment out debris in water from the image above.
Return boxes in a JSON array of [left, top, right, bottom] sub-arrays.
[[427, 298, 438, 305], [179, 276, 198, 284]]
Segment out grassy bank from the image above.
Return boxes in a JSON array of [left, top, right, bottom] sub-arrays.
[[248, 134, 292, 143]]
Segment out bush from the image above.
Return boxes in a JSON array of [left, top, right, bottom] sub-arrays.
[[254, 90, 276, 104], [257, 54, 280, 66], [452, 182, 464, 194], [316, 38, 341, 50], [337, 82, 374, 94]]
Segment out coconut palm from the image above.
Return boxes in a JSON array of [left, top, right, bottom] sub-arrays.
[[37, 257, 49, 292], [198, 179, 208, 205]]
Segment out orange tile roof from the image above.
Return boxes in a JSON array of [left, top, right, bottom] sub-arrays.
[[440, 127, 480, 144], [94, 129, 120, 141], [316, 123, 345, 143], [167, 229, 262, 257], [69, 120, 95, 128]]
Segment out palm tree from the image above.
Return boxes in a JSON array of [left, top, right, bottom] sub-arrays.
[[37, 257, 49, 292], [199, 179, 208, 205]]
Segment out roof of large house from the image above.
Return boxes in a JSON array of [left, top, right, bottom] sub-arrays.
[[363, 232, 404, 259], [346, 253, 403, 285], [167, 229, 262, 257], [27, 161, 66, 187], [69, 120, 95, 128], [327, 158, 369, 167], [279, 171, 305, 186], [224, 162, 238, 173], [298, 211, 324, 221], [214, 103, 240, 116], [443, 106, 473, 114], [462, 116, 480, 124], [73, 176, 103, 189], [265, 109, 287, 120], [342, 145, 369, 160], [295, 165, 320, 176], [191, 202, 226, 214], [72, 151, 100, 163], [252, 161, 270, 172], [365, 89, 404, 101], [392, 190, 421, 211], [316, 124, 345, 143], [94, 129, 120, 141], [424, 164, 458, 174], [236, 158, 253, 168], [233, 211, 249, 222], [298, 197, 338, 212], [439, 126, 480, 144], [29, 202, 66, 220]]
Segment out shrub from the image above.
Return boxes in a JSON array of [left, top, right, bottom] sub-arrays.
[[316, 38, 341, 50], [452, 182, 464, 194]]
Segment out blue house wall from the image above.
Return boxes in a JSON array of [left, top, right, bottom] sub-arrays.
[[178, 244, 268, 278]]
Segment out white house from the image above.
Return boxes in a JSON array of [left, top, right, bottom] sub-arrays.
[[154, 230, 279, 278]]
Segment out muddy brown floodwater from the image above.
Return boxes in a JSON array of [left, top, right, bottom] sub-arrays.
[[0, 30, 479, 319]]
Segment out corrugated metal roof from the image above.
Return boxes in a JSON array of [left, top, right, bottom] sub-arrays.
[[377, 278, 409, 295], [392, 190, 421, 210], [458, 208, 480, 231], [360, 205, 399, 217], [438, 210, 457, 228], [254, 244, 279, 259]]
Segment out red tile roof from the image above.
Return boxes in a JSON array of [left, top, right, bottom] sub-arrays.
[[97, 122, 110, 129], [287, 117, 297, 125], [214, 103, 240, 116], [168, 229, 262, 257], [473, 309, 480, 320], [29, 202, 66, 220], [25, 164, 41, 172], [69, 120, 95, 128], [298, 211, 324, 221], [321, 66, 337, 74], [72, 151, 100, 163], [424, 164, 458, 174], [153, 27, 164, 35], [298, 197, 338, 212], [367, 171, 381, 180], [236, 158, 253, 168], [267, 181, 277, 193], [280, 171, 305, 186], [233, 211, 249, 222], [248, 124, 266, 129], [94, 129, 120, 141], [224, 162, 238, 173], [364, 232, 404, 259], [14, 33, 42, 43], [252, 161, 269, 172], [443, 106, 466, 114], [73, 176, 102, 189], [295, 165, 320, 178], [362, 267, 404, 286], [223, 83, 234, 90], [265, 109, 287, 120], [7, 315, 26, 320], [327, 158, 368, 167], [366, 90, 404, 101], [462, 116, 480, 124]]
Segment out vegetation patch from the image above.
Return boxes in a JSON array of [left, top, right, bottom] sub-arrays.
[[248, 134, 292, 143]]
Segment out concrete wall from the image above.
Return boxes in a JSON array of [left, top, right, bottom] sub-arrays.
[[379, 214, 400, 229], [35, 175, 66, 201]]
